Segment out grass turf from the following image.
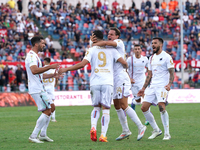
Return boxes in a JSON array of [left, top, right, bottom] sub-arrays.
[[0, 103, 199, 150]]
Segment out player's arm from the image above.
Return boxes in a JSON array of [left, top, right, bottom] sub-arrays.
[[165, 57, 175, 91], [92, 41, 117, 47], [55, 78, 58, 87], [30, 63, 60, 75], [126, 57, 135, 83], [164, 68, 174, 91], [142, 70, 152, 89], [58, 59, 89, 74], [137, 70, 152, 96], [117, 57, 128, 69]]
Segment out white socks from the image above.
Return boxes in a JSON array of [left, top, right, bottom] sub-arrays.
[[116, 108, 130, 132], [52, 111, 56, 120], [101, 109, 110, 137], [161, 110, 169, 135], [30, 113, 49, 138], [125, 106, 143, 129], [143, 109, 159, 131], [91, 107, 101, 130], [40, 113, 51, 137]]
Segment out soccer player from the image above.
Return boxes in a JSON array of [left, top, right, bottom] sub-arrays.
[[25, 36, 60, 143], [138, 37, 174, 140], [43, 57, 58, 122], [91, 27, 146, 141], [58, 30, 128, 142], [127, 44, 149, 125]]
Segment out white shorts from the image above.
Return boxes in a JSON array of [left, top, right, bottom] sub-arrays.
[[131, 83, 143, 100], [143, 87, 169, 106], [31, 91, 52, 112], [46, 90, 55, 102], [113, 78, 131, 99], [90, 85, 113, 109]]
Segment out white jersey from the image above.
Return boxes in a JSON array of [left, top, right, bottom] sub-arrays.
[[43, 65, 55, 94], [25, 50, 45, 94], [84, 46, 121, 86], [113, 39, 130, 83], [149, 51, 174, 88], [127, 55, 148, 85]]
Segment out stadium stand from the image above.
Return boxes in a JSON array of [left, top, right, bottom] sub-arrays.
[[0, 0, 199, 91]]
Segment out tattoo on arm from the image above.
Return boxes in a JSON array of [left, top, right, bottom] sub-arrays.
[[143, 71, 152, 89], [168, 68, 174, 85]]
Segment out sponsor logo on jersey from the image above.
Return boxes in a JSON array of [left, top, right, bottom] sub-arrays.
[[94, 68, 99, 73]]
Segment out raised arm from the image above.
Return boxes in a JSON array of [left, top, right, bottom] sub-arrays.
[[30, 63, 60, 75], [92, 41, 117, 47], [117, 57, 128, 69], [58, 59, 89, 74]]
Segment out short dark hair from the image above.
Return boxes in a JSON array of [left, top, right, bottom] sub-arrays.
[[153, 37, 163, 44], [109, 27, 121, 38], [134, 44, 141, 48], [93, 30, 103, 40], [44, 57, 51, 63], [31, 36, 44, 46]]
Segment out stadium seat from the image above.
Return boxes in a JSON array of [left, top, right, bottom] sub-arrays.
[[70, 48, 76, 54]]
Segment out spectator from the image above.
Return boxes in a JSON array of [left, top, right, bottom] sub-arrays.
[[132, 0, 135, 9], [154, 0, 160, 9], [141, 0, 146, 10], [44, 49, 51, 57], [35, 0, 41, 9], [17, 0, 22, 12], [66, 55, 73, 62], [168, 0, 175, 12], [15, 64, 22, 86], [185, 0, 190, 13], [146, 0, 151, 9], [161, 0, 167, 10], [7, 0, 15, 9], [97, 0, 102, 10], [42, 0, 47, 8], [112, 0, 118, 10]]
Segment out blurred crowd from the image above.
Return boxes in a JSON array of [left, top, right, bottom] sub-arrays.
[[0, 0, 199, 91]]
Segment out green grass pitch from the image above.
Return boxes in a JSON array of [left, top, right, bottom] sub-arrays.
[[0, 103, 199, 150]]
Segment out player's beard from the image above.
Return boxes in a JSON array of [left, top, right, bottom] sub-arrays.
[[153, 46, 160, 54], [38, 45, 43, 52]]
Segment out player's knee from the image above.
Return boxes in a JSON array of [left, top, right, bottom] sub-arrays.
[[141, 105, 148, 112], [158, 105, 165, 112]]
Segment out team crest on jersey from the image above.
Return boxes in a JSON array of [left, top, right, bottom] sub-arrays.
[[160, 58, 163, 61], [142, 61, 144, 63], [94, 68, 99, 73], [118, 40, 120, 42], [117, 87, 122, 93]]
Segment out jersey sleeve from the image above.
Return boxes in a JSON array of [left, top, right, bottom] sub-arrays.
[[166, 55, 174, 69], [84, 48, 93, 62], [145, 57, 149, 68], [113, 50, 122, 62], [148, 57, 152, 71], [114, 39, 124, 49], [29, 54, 38, 67]]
